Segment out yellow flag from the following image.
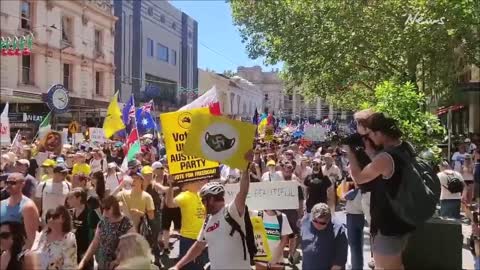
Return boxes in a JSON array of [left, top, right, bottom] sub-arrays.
[[103, 92, 125, 138], [184, 113, 256, 170]]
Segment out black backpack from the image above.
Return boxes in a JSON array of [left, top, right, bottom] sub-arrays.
[[385, 142, 441, 226], [257, 210, 283, 231], [443, 172, 464, 194], [204, 205, 257, 265]]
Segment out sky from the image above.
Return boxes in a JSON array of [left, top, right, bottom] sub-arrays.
[[170, 0, 283, 74]]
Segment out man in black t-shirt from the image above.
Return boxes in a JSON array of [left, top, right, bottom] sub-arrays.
[[67, 188, 100, 270], [304, 159, 334, 213]]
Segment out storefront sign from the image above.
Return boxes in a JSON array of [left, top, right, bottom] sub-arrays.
[[160, 108, 219, 183]]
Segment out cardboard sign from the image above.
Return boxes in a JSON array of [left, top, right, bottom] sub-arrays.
[[37, 131, 63, 155], [184, 114, 256, 170], [251, 216, 272, 262], [89, 128, 106, 144], [225, 181, 299, 210], [73, 133, 85, 145], [160, 108, 219, 183], [0, 121, 10, 146], [304, 125, 327, 142]]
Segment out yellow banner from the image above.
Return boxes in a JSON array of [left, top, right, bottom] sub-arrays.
[[160, 108, 219, 183], [184, 113, 256, 171], [251, 216, 272, 262]]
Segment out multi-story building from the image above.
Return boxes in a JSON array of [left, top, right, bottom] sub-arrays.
[[0, 0, 116, 138], [114, 0, 198, 112], [236, 66, 344, 121], [199, 69, 263, 118]]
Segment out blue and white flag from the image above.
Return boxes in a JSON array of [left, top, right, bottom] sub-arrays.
[[136, 107, 158, 134]]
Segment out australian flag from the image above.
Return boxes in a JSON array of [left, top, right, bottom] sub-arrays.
[[136, 107, 158, 134], [122, 95, 136, 133]]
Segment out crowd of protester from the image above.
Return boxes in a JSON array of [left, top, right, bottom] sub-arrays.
[[0, 111, 479, 270]]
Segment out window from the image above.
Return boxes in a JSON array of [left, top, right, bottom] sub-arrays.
[[172, 22, 176, 30], [20, 1, 31, 30], [157, 43, 168, 62], [160, 15, 165, 23], [95, 72, 102, 95], [147, 7, 153, 16], [63, 63, 71, 90], [94, 29, 102, 54], [171, 49, 176, 65], [147, 38, 154, 58], [188, 31, 192, 38], [62, 16, 72, 43], [21, 55, 32, 84]]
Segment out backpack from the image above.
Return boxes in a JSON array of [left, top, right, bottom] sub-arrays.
[[443, 172, 464, 194], [385, 142, 441, 226], [204, 205, 257, 265]]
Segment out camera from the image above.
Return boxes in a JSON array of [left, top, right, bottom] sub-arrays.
[[341, 133, 366, 150]]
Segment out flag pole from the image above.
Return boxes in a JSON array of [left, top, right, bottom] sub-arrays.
[[32, 110, 53, 143], [9, 130, 20, 152]]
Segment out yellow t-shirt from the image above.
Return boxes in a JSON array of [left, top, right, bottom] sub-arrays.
[[175, 191, 206, 240], [72, 163, 91, 176], [117, 190, 155, 229]]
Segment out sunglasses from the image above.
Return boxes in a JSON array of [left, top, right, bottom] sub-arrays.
[[0, 231, 12, 239], [5, 180, 20, 186], [312, 219, 328, 226]]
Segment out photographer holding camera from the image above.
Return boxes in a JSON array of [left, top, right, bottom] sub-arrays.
[[344, 112, 416, 270]]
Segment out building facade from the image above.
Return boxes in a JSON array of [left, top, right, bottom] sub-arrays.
[[236, 66, 343, 121], [0, 0, 116, 137], [199, 69, 264, 118], [114, 0, 198, 112]]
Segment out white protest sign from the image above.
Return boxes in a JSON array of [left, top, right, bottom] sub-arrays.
[[225, 181, 299, 210], [89, 128, 106, 143], [73, 133, 85, 145], [0, 103, 10, 145], [62, 128, 69, 144], [304, 125, 327, 141]]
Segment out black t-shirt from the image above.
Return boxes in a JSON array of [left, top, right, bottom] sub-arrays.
[[146, 183, 163, 215], [304, 173, 332, 212], [72, 208, 100, 260], [369, 151, 416, 236], [27, 158, 38, 177]]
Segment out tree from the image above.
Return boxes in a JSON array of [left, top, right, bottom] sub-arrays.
[[223, 70, 236, 77], [230, 0, 479, 108], [362, 80, 444, 151]]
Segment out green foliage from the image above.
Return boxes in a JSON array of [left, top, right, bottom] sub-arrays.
[[362, 80, 445, 151], [230, 0, 480, 104]]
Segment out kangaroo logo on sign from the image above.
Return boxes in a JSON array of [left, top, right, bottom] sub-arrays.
[[205, 132, 236, 152]]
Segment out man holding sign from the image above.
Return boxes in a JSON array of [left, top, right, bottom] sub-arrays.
[[173, 151, 254, 270]]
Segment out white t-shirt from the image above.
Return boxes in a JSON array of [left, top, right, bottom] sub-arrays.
[[36, 180, 71, 221], [105, 172, 121, 193], [437, 170, 464, 200], [322, 165, 342, 183], [198, 202, 251, 270], [261, 171, 284, 182], [451, 152, 466, 172], [345, 190, 363, 215], [90, 158, 107, 174], [254, 211, 292, 263]]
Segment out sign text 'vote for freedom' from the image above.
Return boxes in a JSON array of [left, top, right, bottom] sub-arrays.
[[225, 181, 299, 210]]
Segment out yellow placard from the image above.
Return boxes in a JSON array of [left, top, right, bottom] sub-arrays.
[[264, 125, 274, 142], [183, 113, 256, 171], [160, 108, 219, 183], [251, 216, 272, 262]]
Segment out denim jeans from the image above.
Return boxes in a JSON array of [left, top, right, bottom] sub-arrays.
[[440, 199, 461, 219], [179, 236, 208, 270], [347, 213, 365, 270]]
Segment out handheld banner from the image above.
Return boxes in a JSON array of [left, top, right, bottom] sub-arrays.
[[184, 114, 256, 171], [160, 108, 219, 183], [225, 181, 299, 210], [304, 125, 327, 142], [251, 216, 272, 262], [89, 128, 106, 144], [37, 131, 63, 155]]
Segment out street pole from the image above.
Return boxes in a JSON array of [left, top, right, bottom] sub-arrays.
[[447, 108, 452, 159]]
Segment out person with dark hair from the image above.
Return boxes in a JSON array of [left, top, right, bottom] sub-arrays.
[[32, 205, 77, 269], [0, 221, 26, 270], [92, 171, 106, 200], [78, 196, 134, 270], [346, 112, 415, 270], [67, 188, 100, 270]]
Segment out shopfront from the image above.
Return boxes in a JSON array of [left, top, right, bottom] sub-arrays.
[[0, 103, 50, 141]]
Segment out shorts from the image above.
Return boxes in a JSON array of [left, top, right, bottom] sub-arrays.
[[372, 232, 409, 256], [280, 209, 299, 237], [162, 207, 182, 231]]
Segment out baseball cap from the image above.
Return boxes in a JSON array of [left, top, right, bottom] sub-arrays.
[[53, 163, 69, 173], [267, 160, 276, 167], [465, 138, 471, 143], [152, 161, 164, 170], [16, 159, 30, 167], [141, 166, 153, 175], [42, 159, 56, 167], [107, 162, 117, 169], [311, 203, 331, 219]]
